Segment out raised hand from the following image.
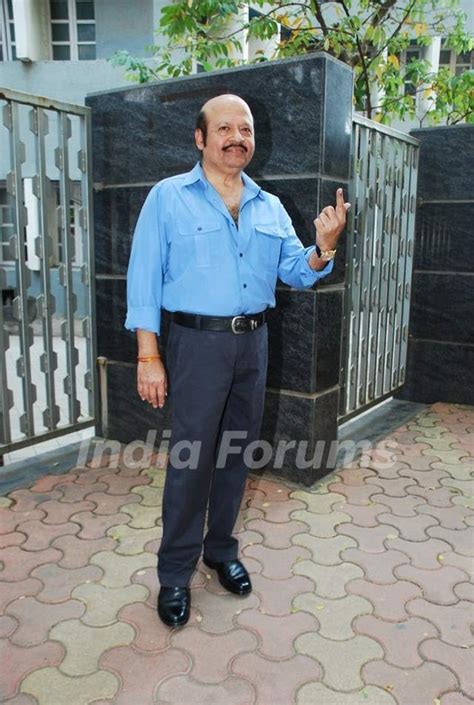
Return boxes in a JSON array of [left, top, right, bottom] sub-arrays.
[[313, 188, 351, 251]]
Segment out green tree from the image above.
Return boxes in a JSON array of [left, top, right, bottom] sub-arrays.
[[110, 0, 474, 125]]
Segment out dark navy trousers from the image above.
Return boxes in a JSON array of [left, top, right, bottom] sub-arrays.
[[157, 320, 268, 587]]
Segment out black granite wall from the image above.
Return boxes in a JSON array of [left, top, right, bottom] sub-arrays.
[[87, 53, 354, 485], [397, 125, 474, 405]]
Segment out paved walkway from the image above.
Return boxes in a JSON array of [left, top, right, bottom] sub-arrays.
[[0, 401, 473, 705]]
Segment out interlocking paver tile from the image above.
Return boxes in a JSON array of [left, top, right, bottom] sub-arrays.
[[441, 693, 474, 705], [252, 573, 314, 615], [129, 484, 163, 506], [118, 502, 161, 529], [339, 501, 388, 527], [0, 531, 26, 549], [394, 564, 468, 605], [73, 582, 148, 626], [51, 535, 117, 569], [172, 626, 257, 681], [295, 632, 383, 690], [439, 477, 474, 495], [407, 599, 473, 646], [73, 467, 116, 484], [247, 477, 292, 501], [0, 508, 46, 535], [38, 499, 96, 524], [53, 481, 108, 503], [293, 592, 372, 639], [20, 666, 118, 705], [337, 523, 401, 553], [95, 472, 151, 495], [327, 483, 382, 505], [341, 547, 410, 583], [362, 660, 458, 704], [418, 505, 474, 529], [30, 472, 78, 493], [156, 674, 254, 705], [0, 577, 43, 612], [6, 596, 85, 645], [347, 579, 422, 620], [296, 682, 397, 705], [245, 518, 308, 548], [400, 466, 451, 487], [369, 493, 426, 516], [84, 492, 140, 515], [0, 614, 18, 638], [453, 582, 474, 601], [90, 550, 156, 588], [423, 449, 469, 465], [293, 561, 363, 598], [290, 490, 346, 513], [291, 509, 351, 538], [235, 528, 264, 549], [250, 497, 307, 523], [237, 608, 317, 659], [441, 551, 474, 576], [50, 619, 134, 675], [0, 641, 64, 701], [408, 485, 465, 508], [231, 651, 321, 705], [131, 566, 159, 607], [0, 546, 62, 581], [243, 544, 311, 579], [8, 489, 61, 512], [191, 586, 260, 632], [335, 465, 377, 485], [19, 520, 79, 550], [33, 564, 103, 603], [1, 693, 38, 705], [385, 536, 453, 569], [291, 534, 357, 565], [101, 645, 190, 705], [421, 640, 473, 699], [365, 477, 418, 497], [432, 461, 474, 480], [118, 602, 170, 651], [427, 526, 474, 556], [70, 511, 131, 540], [365, 459, 412, 481], [106, 524, 162, 555], [376, 511, 439, 541], [354, 614, 437, 667]]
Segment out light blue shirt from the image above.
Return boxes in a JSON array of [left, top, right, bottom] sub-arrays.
[[124, 161, 334, 334]]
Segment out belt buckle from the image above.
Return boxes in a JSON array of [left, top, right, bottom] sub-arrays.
[[231, 315, 247, 334]]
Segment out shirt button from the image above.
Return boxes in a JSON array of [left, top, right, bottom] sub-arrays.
[[197, 227, 202, 231], [243, 284, 247, 288], [239, 253, 243, 257]]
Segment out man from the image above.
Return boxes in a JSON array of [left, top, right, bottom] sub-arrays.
[[125, 94, 350, 628]]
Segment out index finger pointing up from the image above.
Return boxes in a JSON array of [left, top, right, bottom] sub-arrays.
[[336, 187, 351, 214]]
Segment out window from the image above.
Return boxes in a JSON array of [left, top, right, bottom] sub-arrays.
[[50, 0, 95, 60], [0, 0, 16, 61], [439, 41, 473, 75], [403, 41, 423, 97]]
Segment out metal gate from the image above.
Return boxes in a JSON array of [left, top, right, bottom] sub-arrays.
[[0, 88, 98, 457], [340, 115, 419, 421]]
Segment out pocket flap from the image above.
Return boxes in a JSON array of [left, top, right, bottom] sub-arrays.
[[254, 223, 287, 239]]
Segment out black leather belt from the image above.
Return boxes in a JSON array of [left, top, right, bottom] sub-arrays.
[[171, 310, 266, 334]]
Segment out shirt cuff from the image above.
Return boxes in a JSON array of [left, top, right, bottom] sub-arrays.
[[124, 306, 161, 334], [304, 246, 334, 279]]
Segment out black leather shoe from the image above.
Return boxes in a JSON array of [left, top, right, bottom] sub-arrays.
[[157, 586, 190, 627], [203, 557, 252, 595]]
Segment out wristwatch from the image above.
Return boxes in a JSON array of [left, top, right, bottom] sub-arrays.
[[319, 248, 337, 261]]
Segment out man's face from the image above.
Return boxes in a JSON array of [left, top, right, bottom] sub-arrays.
[[195, 101, 255, 174]]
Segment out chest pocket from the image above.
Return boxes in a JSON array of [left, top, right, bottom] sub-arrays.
[[177, 220, 221, 268], [254, 224, 286, 271]]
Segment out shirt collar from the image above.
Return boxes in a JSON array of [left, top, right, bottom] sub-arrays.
[[182, 161, 264, 199]]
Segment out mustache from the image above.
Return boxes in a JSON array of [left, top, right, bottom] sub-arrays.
[[223, 143, 248, 152]]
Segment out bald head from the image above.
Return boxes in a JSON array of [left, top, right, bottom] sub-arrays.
[[196, 94, 253, 145]]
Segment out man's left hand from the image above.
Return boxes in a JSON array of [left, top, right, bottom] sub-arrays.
[[313, 188, 351, 251]]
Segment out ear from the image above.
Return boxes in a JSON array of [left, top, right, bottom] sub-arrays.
[[195, 127, 204, 151]]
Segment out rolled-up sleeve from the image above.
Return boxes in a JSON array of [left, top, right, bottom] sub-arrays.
[[276, 203, 334, 288], [124, 184, 166, 334]]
